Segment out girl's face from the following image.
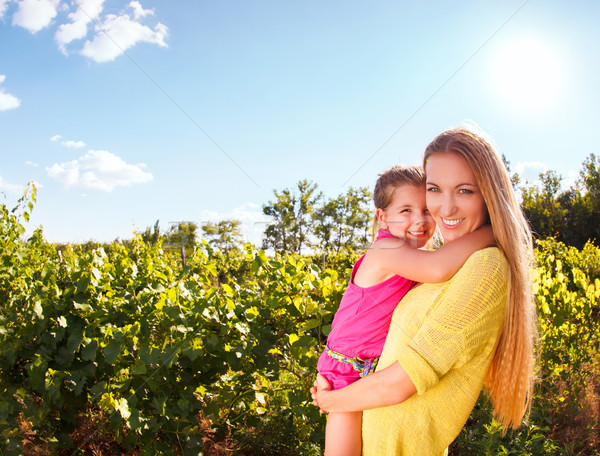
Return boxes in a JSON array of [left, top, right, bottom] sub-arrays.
[[376, 184, 435, 248], [425, 152, 489, 243]]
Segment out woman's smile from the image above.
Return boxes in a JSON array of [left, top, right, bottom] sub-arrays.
[[425, 152, 489, 242], [440, 217, 465, 227]]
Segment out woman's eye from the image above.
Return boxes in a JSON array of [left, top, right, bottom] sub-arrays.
[[459, 188, 474, 194], [426, 186, 439, 192]]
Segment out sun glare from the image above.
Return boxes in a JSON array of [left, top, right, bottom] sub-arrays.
[[490, 37, 564, 112]]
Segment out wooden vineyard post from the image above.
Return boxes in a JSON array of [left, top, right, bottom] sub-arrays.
[[180, 245, 187, 267]]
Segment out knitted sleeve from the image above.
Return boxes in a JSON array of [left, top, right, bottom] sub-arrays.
[[395, 247, 509, 395]]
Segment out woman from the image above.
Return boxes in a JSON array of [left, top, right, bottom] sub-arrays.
[[311, 126, 537, 455]]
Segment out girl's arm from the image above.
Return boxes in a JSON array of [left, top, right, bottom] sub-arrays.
[[311, 361, 417, 412], [372, 225, 495, 283]]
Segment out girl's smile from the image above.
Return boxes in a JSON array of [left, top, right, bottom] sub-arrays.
[[376, 184, 435, 248]]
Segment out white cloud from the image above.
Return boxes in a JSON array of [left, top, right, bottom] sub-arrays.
[[25, 160, 38, 167], [516, 162, 578, 191], [0, 74, 21, 112], [0, 176, 24, 195], [5, 0, 168, 61], [50, 135, 86, 148], [55, 0, 104, 53], [62, 139, 86, 148], [0, 0, 10, 19], [128, 0, 152, 20], [12, 0, 60, 33], [0, 91, 20, 111], [515, 161, 547, 183], [46, 149, 153, 192], [80, 9, 168, 63]]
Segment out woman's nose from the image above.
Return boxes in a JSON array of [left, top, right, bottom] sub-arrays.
[[440, 195, 456, 217]]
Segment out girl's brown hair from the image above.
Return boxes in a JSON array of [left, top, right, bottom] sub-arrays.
[[424, 126, 536, 431], [371, 164, 425, 239]]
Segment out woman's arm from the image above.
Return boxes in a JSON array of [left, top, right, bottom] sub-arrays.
[[311, 361, 417, 413], [372, 225, 495, 283]]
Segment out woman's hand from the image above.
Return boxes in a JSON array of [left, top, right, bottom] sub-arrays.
[[310, 362, 417, 413], [310, 374, 332, 413]]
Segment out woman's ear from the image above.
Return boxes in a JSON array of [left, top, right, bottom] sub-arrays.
[[375, 208, 388, 230]]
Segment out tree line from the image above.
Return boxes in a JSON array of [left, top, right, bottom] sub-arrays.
[[516, 153, 600, 249], [141, 152, 600, 254], [141, 181, 373, 256]]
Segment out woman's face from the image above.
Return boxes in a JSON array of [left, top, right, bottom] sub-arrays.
[[425, 152, 489, 243]]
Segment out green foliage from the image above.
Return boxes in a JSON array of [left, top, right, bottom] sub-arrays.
[[200, 219, 243, 254], [140, 220, 161, 245], [451, 397, 559, 455], [0, 182, 36, 243], [2, 187, 599, 455], [262, 180, 322, 254], [521, 171, 567, 239], [534, 239, 600, 385], [312, 186, 372, 254], [0, 190, 347, 454], [263, 181, 373, 256], [520, 153, 600, 249], [452, 237, 600, 454], [501, 154, 521, 190], [162, 221, 198, 251]]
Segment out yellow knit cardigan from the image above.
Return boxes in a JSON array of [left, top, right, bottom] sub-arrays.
[[362, 247, 508, 456]]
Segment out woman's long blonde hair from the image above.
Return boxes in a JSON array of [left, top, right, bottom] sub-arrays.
[[424, 126, 537, 431]]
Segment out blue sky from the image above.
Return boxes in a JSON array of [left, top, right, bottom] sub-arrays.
[[1, 0, 599, 244]]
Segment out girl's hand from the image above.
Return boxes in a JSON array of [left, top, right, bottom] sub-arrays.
[[310, 374, 333, 413]]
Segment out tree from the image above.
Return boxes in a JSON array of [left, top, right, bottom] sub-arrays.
[[576, 153, 600, 245], [312, 186, 372, 254], [262, 188, 296, 254], [558, 189, 592, 249], [580, 153, 600, 200], [518, 154, 600, 249], [140, 220, 161, 245], [520, 171, 567, 240], [163, 221, 198, 250], [502, 154, 521, 189], [262, 180, 322, 254], [201, 219, 243, 254], [343, 186, 373, 249]]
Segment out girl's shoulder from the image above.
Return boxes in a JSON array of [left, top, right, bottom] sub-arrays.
[[370, 236, 407, 248], [364, 237, 409, 260]]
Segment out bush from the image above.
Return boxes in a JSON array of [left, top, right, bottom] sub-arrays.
[[2, 188, 598, 454]]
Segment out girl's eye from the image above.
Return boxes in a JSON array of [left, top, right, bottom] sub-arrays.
[[401, 209, 411, 213], [459, 188, 474, 194], [426, 186, 439, 192]]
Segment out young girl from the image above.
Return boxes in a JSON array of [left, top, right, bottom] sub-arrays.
[[316, 165, 494, 456]]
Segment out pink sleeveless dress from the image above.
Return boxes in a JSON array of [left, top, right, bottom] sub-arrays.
[[317, 229, 416, 389]]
